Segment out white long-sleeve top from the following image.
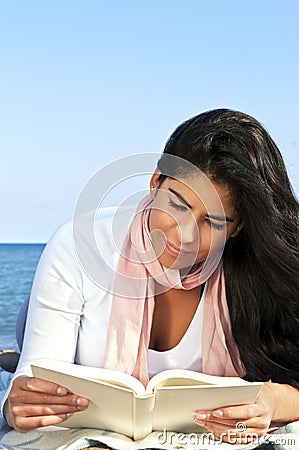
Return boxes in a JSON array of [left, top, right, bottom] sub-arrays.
[[1, 207, 205, 414]]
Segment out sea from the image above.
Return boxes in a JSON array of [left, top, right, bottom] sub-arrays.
[[0, 243, 46, 351]]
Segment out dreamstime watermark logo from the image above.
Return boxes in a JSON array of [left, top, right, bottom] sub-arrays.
[[157, 423, 260, 446], [72, 152, 228, 296], [156, 422, 297, 447], [235, 421, 247, 433]]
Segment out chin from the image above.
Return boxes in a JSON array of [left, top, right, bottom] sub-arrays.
[[158, 254, 198, 270]]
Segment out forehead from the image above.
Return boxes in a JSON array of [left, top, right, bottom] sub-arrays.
[[163, 175, 236, 215]]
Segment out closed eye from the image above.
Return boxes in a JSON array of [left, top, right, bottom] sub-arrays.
[[168, 197, 188, 211], [206, 218, 226, 231]]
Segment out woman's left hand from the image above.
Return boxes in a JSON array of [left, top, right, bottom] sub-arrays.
[[193, 383, 275, 444]]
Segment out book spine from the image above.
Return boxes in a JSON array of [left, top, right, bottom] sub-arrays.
[[132, 394, 155, 440]]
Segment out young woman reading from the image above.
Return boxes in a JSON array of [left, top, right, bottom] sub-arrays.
[[2, 109, 299, 443]]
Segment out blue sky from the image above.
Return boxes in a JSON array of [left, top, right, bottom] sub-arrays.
[[1, 0, 298, 242]]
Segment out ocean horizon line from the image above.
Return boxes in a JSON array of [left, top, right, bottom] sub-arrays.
[[0, 242, 46, 245]]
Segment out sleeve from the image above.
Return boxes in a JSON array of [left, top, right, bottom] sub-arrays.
[[1, 218, 86, 415]]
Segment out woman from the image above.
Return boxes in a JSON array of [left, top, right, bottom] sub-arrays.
[[2, 109, 299, 443]]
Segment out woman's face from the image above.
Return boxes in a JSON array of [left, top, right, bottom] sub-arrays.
[[148, 171, 242, 269]]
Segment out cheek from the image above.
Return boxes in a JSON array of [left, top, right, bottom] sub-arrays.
[[149, 208, 177, 233], [195, 228, 226, 261], [148, 209, 175, 261], [197, 231, 211, 255]]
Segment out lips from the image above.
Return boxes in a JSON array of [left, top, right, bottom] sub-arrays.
[[165, 240, 192, 258]]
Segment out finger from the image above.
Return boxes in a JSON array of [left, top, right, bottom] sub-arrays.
[[196, 417, 237, 427], [12, 403, 83, 418], [200, 416, 270, 440], [14, 412, 75, 431], [12, 390, 89, 408], [211, 403, 263, 421], [197, 415, 260, 427], [10, 377, 89, 408], [214, 416, 270, 433], [202, 415, 270, 432], [194, 414, 270, 437], [14, 376, 68, 396], [202, 421, 265, 442], [193, 411, 212, 421]]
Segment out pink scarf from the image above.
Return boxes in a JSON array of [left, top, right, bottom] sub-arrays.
[[102, 196, 245, 385]]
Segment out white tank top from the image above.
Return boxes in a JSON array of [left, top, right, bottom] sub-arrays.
[[147, 283, 207, 378]]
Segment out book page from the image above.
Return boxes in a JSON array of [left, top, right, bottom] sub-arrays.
[[31, 359, 146, 395], [146, 369, 251, 393], [152, 383, 263, 434], [31, 361, 156, 439]]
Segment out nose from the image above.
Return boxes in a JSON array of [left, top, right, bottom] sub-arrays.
[[176, 216, 199, 247]]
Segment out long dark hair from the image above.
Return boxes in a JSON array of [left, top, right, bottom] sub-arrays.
[[158, 108, 299, 387]]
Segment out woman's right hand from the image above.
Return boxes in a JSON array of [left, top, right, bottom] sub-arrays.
[[4, 375, 89, 431]]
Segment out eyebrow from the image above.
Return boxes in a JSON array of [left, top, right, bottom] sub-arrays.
[[168, 187, 235, 222], [209, 214, 234, 223], [168, 188, 192, 208]]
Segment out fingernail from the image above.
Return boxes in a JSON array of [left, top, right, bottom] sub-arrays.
[[66, 412, 74, 418], [213, 410, 223, 417], [57, 387, 67, 395], [194, 413, 206, 420], [77, 397, 89, 409], [193, 417, 205, 427]]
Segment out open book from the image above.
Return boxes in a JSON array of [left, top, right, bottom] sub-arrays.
[[31, 360, 263, 440]]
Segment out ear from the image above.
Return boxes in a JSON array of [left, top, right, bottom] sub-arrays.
[[149, 168, 161, 199], [230, 222, 244, 238]]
